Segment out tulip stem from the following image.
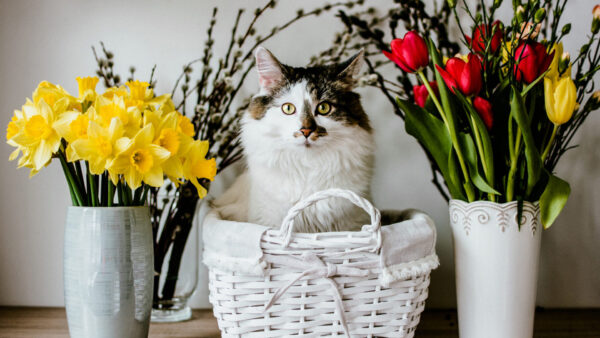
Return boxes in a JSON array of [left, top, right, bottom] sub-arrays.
[[507, 127, 523, 201], [417, 70, 475, 202], [542, 124, 559, 162], [418, 71, 449, 126]]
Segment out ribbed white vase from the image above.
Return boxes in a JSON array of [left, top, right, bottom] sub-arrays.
[[63, 207, 154, 338], [449, 200, 542, 338]]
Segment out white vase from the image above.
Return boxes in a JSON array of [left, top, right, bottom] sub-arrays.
[[64, 207, 154, 338], [449, 200, 542, 338]]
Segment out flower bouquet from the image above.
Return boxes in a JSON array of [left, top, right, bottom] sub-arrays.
[[381, 1, 600, 337], [6, 78, 216, 337]]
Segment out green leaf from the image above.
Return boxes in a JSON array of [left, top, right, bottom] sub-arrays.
[[398, 97, 465, 199], [447, 147, 465, 200], [510, 87, 542, 196], [458, 133, 500, 195], [539, 173, 570, 229], [454, 91, 496, 190]]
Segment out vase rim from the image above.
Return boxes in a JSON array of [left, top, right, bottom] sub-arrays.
[[449, 199, 539, 207]]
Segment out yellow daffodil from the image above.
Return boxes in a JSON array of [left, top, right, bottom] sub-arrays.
[[76, 76, 99, 102], [144, 110, 190, 182], [8, 97, 68, 172], [110, 124, 170, 189], [32, 81, 75, 111], [544, 76, 577, 125], [70, 118, 125, 181], [124, 80, 170, 110], [91, 95, 142, 137], [177, 112, 195, 137], [182, 140, 217, 198], [102, 86, 128, 100], [6, 109, 28, 162], [54, 111, 90, 161]]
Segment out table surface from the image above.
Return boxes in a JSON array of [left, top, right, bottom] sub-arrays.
[[0, 307, 598, 337]]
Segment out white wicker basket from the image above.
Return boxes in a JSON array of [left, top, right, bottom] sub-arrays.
[[202, 189, 438, 337]]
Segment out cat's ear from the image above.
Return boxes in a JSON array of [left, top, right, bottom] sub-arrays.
[[255, 47, 285, 92], [337, 49, 365, 88]]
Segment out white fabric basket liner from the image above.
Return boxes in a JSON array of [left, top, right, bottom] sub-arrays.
[[202, 189, 438, 288], [201, 189, 439, 337]]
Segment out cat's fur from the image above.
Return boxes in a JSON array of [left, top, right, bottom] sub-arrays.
[[212, 47, 374, 232]]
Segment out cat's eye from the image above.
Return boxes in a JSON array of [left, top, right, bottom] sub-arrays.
[[316, 102, 331, 115], [281, 103, 296, 115]]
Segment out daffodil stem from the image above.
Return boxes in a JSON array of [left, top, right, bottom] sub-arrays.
[[86, 163, 98, 207], [140, 186, 149, 206], [58, 152, 84, 206], [133, 187, 143, 206], [108, 180, 115, 207], [117, 181, 125, 206], [542, 124, 559, 162], [101, 173, 108, 206]]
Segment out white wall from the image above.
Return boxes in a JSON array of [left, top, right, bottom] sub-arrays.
[[0, 0, 598, 308]]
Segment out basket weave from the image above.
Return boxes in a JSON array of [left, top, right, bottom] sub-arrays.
[[204, 189, 436, 337]]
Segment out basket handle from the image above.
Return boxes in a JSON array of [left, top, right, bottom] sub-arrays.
[[279, 188, 382, 250]]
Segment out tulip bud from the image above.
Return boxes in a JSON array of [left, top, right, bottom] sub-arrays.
[[493, 0, 503, 9], [436, 54, 483, 96], [383, 31, 430, 73], [593, 4, 600, 20], [516, 6, 526, 23], [413, 81, 439, 108], [558, 52, 570, 74], [562, 23, 571, 35], [534, 8, 546, 23], [544, 76, 577, 125], [473, 96, 494, 130], [593, 6, 600, 34], [447, 0, 457, 9]]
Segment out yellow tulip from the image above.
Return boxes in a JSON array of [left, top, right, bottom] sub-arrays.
[[182, 140, 217, 198], [110, 124, 171, 189], [544, 76, 577, 125], [8, 97, 67, 172]]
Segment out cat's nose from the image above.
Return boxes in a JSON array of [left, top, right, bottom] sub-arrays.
[[299, 128, 314, 138]]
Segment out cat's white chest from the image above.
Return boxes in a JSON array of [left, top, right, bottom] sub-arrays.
[[246, 144, 373, 232]]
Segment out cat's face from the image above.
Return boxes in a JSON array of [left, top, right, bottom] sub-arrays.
[[243, 47, 371, 152]]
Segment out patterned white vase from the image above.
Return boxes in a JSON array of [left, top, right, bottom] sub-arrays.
[[449, 200, 542, 338], [64, 207, 154, 338]]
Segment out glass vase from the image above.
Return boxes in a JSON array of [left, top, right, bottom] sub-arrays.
[[150, 186, 204, 323]]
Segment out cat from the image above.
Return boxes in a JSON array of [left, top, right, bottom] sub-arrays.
[[212, 46, 375, 233]]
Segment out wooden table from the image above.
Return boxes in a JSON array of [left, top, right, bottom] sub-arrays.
[[0, 307, 598, 337]]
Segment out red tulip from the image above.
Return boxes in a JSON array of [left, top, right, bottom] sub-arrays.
[[435, 53, 483, 96], [473, 96, 493, 130], [466, 21, 503, 54], [413, 81, 439, 108], [383, 31, 429, 73], [513, 41, 554, 84]]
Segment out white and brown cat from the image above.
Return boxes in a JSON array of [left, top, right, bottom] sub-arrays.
[[213, 47, 374, 232]]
